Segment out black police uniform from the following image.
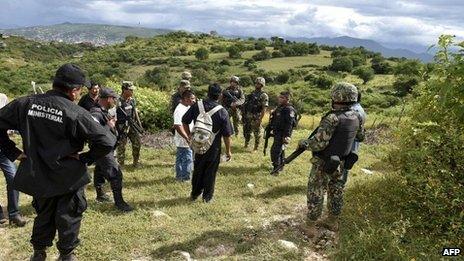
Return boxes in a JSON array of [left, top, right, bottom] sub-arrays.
[[78, 93, 99, 111], [0, 90, 115, 254], [270, 105, 296, 171], [182, 99, 233, 202], [90, 105, 131, 209]]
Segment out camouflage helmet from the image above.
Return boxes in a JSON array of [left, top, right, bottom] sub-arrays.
[[230, 75, 240, 83], [181, 71, 192, 80], [122, 81, 135, 91], [256, 77, 265, 86], [331, 82, 358, 103]]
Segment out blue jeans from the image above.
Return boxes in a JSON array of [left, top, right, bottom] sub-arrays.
[[0, 151, 20, 218], [175, 147, 193, 181]]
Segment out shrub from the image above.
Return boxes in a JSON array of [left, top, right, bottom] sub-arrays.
[[272, 51, 285, 58], [275, 71, 290, 84], [353, 66, 375, 84], [135, 87, 171, 130], [330, 56, 353, 72], [393, 76, 419, 96], [143, 66, 171, 91], [227, 45, 242, 59], [195, 47, 209, 60], [252, 49, 271, 61]]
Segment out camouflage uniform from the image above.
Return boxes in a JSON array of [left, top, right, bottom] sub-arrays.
[[243, 78, 268, 149], [299, 82, 365, 221], [222, 79, 245, 135], [116, 82, 141, 166]]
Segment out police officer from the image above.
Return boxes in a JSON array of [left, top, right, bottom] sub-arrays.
[[77, 81, 100, 111], [222, 76, 245, 136], [270, 91, 297, 174], [116, 81, 142, 167], [170, 79, 191, 113], [297, 82, 364, 237], [0, 64, 115, 261], [90, 88, 134, 212], [243, 77, 269, 151]]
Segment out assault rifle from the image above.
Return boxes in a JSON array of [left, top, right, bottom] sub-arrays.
[[263, 111, 275, 156], [117, 107, 144, 136], [270, 127, 319, 175]]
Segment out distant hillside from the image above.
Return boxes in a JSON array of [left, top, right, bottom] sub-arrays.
[[0, 22, 172, 45], [288, 36, 433, 62]]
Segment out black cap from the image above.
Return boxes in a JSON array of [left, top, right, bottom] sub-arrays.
[[53, 64, 90, 89], [208, 83, 222, 98], [99, 88, 119, 99]]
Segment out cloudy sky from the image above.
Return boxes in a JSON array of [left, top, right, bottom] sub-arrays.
[[1, 0, 463, 51]]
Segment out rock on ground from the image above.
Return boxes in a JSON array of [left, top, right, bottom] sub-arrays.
[[277, 240, 298, 251]]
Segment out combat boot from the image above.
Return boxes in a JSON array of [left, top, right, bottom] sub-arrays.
[[95, 186, 111, 202], [113, 189, 134, 212], [9, 214, 26, 227], [57, 252, 78, 261], [300, 220, 318, 238], [30, 249, 46, 261], [320, 214, 339, 232]]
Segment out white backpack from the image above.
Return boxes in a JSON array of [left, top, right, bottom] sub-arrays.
[[191, 100, 223, 154]]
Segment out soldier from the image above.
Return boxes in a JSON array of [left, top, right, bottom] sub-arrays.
[[243, 77, 269, 151], [297, 82, 364, 236], [270, 91, 297, 174], [170, 79, 191, 114], [77, 81, 100, 111], [0, 64, 115, 261], [116, 81, 142, 167], [222, 76, 245, 136], [90, 88, 134, 212]]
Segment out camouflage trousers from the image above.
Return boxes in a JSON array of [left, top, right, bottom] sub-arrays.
[[243, 114, 262, 149], [228, 108, 241, 136], [307, 158, 345, 221], [117, 126, 141, 166]]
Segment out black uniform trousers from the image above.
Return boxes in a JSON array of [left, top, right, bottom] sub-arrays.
[[31, 187, 87, 254], [191, 148, 220, 201], [271, 134, 285, 168], [94, 152, 123, 190]]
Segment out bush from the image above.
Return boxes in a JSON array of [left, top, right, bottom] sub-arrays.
[[371, 57, 393, 74], [254, 42, 267, 50], [394, 60, 422, 76], [330, 56, 353, 72], [195, 47, 209, 60], [353, 66, 375, 84], [305, 73, 334, 89], [239, 75, 253, 87], [393, 76, 419, 96], [227, 45, 242, 59], [252, 49, 271, 61], [275, 71, 290, 84], [272, 51, 285, 58], [143, 66, 171, 91], [135, 87, 171, 130]]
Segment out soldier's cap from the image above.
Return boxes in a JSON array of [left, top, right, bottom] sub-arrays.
[[230, 75, 240, 83], [181, 71, 192, 80], [53, 63, 90, 89], [180, 79, 191, 88], [100, 87, 119, 99], [256, 77, 265, 86], [122, 81, 136, 90], [208, 83, 222, 97]]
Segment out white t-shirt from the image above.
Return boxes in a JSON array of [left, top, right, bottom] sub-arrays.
[[173, 103, 193, 148], [0, 93, 8, 109]]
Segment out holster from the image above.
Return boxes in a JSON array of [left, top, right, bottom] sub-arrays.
[[323, 155, 341, 174], [343, 152, 359, 170]]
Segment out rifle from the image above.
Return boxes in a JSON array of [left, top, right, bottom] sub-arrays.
[[117, 107, 144, 136], [263, 111, 275, 156], [270, 127, 319, 175]]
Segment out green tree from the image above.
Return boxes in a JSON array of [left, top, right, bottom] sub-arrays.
[[195, 47, 209, 60], [144, 66, 171, 90], [227, 45, 242, 59], [353, 66, 375, 84], [394, 59, 422, 76], [330, 56, 353, 72]]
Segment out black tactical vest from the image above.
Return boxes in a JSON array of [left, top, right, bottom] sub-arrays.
[[316, 110, 359, 160], [245, 90, 264, 114], [223, 88, 242, 108]]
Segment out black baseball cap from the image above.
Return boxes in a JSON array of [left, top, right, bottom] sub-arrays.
[[99, 88, 119, 99], [53, 64, 90, 89]]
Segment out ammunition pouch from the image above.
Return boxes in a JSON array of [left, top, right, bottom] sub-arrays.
[[323, 155, 341, 174], [343, 152, 359, 170]]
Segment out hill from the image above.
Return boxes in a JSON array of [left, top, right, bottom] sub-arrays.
[[0, 22, 172, 45], [289, 36, 433, 62]]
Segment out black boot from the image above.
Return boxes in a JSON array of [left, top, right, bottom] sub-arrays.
[[58, 252, 78, 261], [95, 186, 111, 202], [111, 180, 133, 212], [30, 249, 46, 261]]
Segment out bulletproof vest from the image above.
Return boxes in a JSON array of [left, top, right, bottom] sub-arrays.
[[245, 90, 265, 114], [223, 88, 242, 108], [316, 110, 359, 160]]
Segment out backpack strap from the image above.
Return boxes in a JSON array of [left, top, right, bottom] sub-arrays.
[[207, 105, 223, 117], [198, 100, 205, 114]]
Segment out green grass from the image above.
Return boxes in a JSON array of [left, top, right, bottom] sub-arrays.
[[257, 51, 332, 72]]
